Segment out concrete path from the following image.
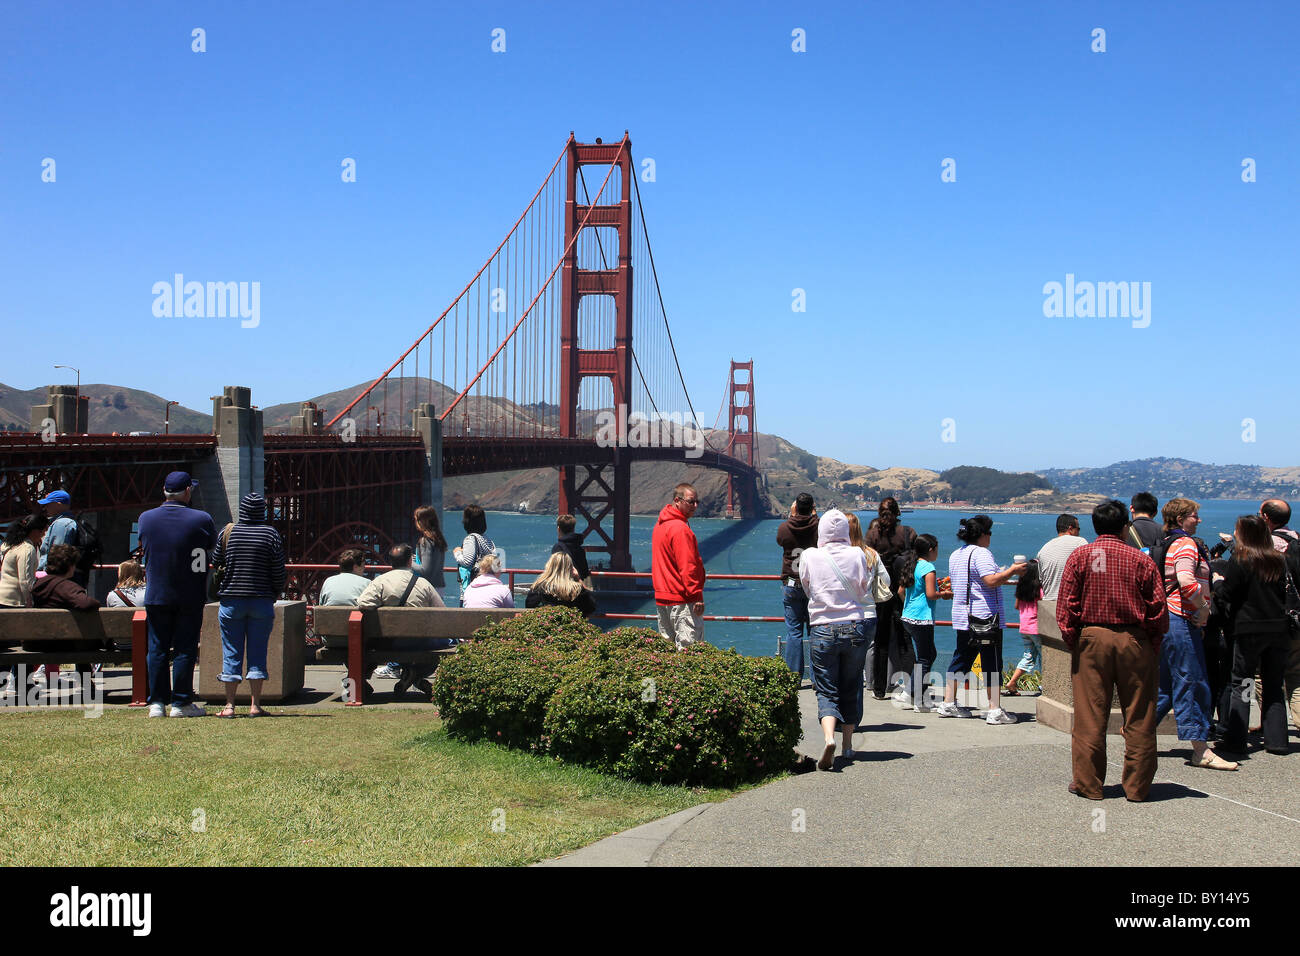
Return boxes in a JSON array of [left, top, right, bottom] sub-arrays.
[[549, 685, 1300, 867]]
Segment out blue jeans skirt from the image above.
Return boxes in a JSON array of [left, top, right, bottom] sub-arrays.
[[1156, 613, 1213, 741], [810, 619, 873, 727], [218, 597, 276, 683]]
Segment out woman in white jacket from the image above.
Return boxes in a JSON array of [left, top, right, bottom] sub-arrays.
[[798, 509, 888, 770]]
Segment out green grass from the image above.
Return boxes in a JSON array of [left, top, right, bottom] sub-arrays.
[[0, 709, 742, 866]]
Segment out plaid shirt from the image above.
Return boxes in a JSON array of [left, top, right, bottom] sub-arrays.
[[1056, 534, 1169, 649]]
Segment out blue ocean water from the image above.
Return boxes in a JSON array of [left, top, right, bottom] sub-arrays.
[[447, 499, 1258, 662]]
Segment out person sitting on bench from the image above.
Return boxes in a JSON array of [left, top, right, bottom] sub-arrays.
[[356, 544, 447, 694]]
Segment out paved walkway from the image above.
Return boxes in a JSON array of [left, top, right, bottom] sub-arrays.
[[548, 685, 1300, 867]]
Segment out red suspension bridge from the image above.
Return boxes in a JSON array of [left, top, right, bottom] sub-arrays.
[[1, 134, 761, 586]]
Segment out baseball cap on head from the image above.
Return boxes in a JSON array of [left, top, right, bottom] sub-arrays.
[[37, 490, 71, 506], [163, 471, 199, 493]]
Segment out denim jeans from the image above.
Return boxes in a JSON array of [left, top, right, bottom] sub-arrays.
[[218, 598, 276, 683], [810, 619, 873, 727], [1156, 613, 1213, 741], [781, 584, 810, 677], [1015, 632, 1042, 673], [900, 620, 936, 700], [146, 604, 204, 706]]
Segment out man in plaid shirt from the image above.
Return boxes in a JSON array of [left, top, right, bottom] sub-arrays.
[[1056, 500, 1169, 801]]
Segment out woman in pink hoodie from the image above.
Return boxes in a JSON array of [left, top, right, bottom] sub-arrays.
[[797, 509, 887, 770], [461, 554, 515, 609]]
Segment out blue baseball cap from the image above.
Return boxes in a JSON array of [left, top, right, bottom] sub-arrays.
[[37, 490, 71, 506], [164, 471, 199, 492]]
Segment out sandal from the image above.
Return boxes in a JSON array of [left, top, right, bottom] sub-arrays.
[[247, 706, 268, 718], [217, 705, 237, 719], [1186, 750, 1238, 771]]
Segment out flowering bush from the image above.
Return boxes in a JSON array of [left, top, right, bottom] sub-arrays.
[[433, 612, 801, 787]]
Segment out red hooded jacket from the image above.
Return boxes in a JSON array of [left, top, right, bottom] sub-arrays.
[[652, 503, 705, 605]]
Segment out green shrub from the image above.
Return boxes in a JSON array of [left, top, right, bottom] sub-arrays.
[[434, 616, 801, 787]]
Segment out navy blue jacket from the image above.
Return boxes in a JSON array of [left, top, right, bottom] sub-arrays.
[[138, 501, 217, 606]]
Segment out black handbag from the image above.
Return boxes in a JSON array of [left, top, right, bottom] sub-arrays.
[[965, 550, 1000, 640]]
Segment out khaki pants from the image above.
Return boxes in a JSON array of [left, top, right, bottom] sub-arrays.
[[656, 603, 703, 650], [1071, 624, 1158, 801]]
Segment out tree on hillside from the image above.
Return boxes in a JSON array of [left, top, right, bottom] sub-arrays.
[[939, 466, 1051, 504]]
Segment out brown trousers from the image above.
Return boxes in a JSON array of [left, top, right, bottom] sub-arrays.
[[1071, 624, 1158, 800]]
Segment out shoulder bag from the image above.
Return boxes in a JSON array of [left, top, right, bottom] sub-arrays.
[[965, 549, 1000, 641]]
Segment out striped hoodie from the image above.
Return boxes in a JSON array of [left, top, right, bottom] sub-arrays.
[[211, 493, 287, 599]]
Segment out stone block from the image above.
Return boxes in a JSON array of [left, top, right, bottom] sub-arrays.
[[197, 600, 306, 703]]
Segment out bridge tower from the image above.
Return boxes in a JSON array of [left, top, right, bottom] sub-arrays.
[[725, 360, 756, 519], [558, 134, 635, 571]]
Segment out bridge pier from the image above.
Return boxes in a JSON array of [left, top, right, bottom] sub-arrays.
[[193, 385, 264, 527]]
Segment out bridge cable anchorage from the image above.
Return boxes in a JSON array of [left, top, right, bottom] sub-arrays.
[[439, 141, 628, 424], [324, 141, 570, 430]]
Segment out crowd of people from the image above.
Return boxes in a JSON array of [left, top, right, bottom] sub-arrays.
[[773, 492, 1300, 779], [4, 474, 1298, 786]]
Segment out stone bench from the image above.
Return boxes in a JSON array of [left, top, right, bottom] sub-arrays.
[[1035, 599, 1177, 735], [311, 606, 520, 704], [0, 607, 149, 703]]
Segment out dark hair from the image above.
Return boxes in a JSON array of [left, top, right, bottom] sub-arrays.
[[1091, 499, 1128, 536], [557, 514, 576, 534], [1234, 514, 1284, 583], [956, 514, 993, 544], [1261, 499, 1291, 528], [415, 505, 447, 550], [337, 549, 363, 574], [1015, 559, 1041, 604], [462, 504, 487, 535], [1056, 514, 1079, 534], [795, 493, 814, 516], [46, 543, 80, 576], [4, 513, 49, 548], [388, 543, 414, 569], [898, 533, 939, 590], [1131, 492, 1158, 517]]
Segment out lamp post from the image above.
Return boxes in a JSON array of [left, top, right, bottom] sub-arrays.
[[53, 365, 80, 394], [165, 401, 179, 434]]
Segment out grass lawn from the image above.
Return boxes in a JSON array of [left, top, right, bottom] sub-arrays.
[[0, 709, 745, 866]]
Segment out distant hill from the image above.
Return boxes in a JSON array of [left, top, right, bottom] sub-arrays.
[[1039, 457, 1300, 501], [0, 383, 209, 434]]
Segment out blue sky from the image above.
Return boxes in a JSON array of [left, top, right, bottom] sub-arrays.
[[3, 1, 1297, 472]]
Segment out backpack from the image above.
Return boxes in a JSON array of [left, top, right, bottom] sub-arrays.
[[1150, 530, 1209, 599], [1277, 534, 1300, 632], [71, 515, 103, 573]]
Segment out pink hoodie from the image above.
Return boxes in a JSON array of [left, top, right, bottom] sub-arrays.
[[462, 573, 515, 609], [796, 509, 880, 625]]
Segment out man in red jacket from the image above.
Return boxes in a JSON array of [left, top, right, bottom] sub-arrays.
[[652, 483, 706, 649]]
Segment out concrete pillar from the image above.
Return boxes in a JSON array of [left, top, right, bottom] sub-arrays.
[[412, 402, 442, 512], [194, 385, 264, 526], [289, 402, 323, 434], [29, 385, 87, 434]]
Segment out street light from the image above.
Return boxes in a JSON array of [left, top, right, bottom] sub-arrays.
[[165, 401, 179, 434], [53, 365, 80, 394]]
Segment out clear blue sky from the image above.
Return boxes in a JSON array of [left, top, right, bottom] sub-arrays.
[[3, 1, 1296, 472]]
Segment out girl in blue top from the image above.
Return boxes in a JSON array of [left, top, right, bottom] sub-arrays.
[[896, 534, 951, 712]]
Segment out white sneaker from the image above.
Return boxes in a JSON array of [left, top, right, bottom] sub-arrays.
[[933, 701, 961, 718], [986, 707, 1018, 725], [913, 700, 933, 713], [169, 702, 206, 718], [892, 689, 913, 707], [147, 703, 166, 718], [372, 664, 402, 680]]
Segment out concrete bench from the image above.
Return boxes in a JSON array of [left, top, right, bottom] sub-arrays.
[[0, 607, 150, 704], [311, 606, 520, 704]]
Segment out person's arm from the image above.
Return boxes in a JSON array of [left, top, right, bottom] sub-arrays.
[[455, 535, 477, 567], [578, 588, 596, 618], [524, 589, 542, 609], [356, 579, 382, 609], [1173, 543, 1209, 620], [923, 570, 939, 601], [424, 581, 446, 608], [676, 529, 705, 607], [1056, 553, 1083, 647], [18, 545, 37, 607], [63, 580, 100, 611], [270, 533, 287, 597], [775, 522, 793, 551]]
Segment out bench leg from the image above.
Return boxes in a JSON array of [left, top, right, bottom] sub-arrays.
[[345, 611, 364, 706], [129, 610, 149, 707]]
